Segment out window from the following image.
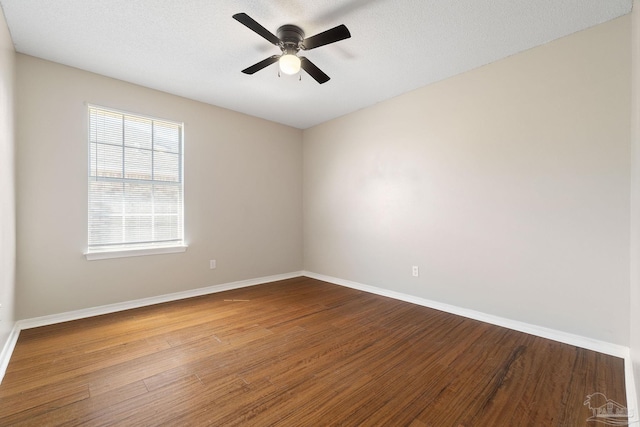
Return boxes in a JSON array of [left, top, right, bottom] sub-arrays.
[[86, 105, 185, 260]]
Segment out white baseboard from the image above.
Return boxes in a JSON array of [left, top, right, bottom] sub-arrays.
[[303, 271, 638, 422], [0, 323, 21, 384], [623, 350, 640, 425]]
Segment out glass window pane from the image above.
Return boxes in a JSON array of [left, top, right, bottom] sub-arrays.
[[91, 109, 122, 146], [124, 216, 152, 243], [95, 143, 123, 179], [154, 215, 179, 241], [89, 181, 123, 215], [124, 147, 152, 180], [124, 116, 152, 149], [154, 151, 180, 182], [154, 184, 181, 214], [88, 215, 123, 246], [154, 122, 180, 153], [89, 142, 97, 177]]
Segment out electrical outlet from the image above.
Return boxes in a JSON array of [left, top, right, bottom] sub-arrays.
[[412, 266, 419, 277], [210, 259, 216, 269]]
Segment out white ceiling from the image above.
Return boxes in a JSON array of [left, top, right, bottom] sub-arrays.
[[0, 0, 632, 129]]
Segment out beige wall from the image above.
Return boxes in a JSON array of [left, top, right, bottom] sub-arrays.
[[631, 0, 640, 412], [304, 16, 631, 344], [0, 9, 16, 346], [16, 55, 303, 319]]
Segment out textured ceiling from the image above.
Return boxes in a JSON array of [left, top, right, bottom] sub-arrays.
[[0, 0, 633, 129]]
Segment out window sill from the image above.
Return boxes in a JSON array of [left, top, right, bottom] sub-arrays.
[[84, 244, 188, 261]]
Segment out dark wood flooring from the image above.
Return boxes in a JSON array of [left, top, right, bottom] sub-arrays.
[[0, 277, 627, 426]]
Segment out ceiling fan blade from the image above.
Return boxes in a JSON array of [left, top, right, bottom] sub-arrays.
[[233, 13, 280, 46], [301, 24, 351, 50], [300, 57, 330, 84], [242, 55, 280, 74]]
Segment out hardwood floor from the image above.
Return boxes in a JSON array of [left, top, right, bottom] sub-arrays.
[[0, 277, 627, 426]]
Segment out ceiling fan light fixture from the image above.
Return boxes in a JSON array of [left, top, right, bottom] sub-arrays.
[[279, 54, 301, 75]]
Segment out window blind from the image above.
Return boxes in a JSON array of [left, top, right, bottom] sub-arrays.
[[88, 106, 184, 252]]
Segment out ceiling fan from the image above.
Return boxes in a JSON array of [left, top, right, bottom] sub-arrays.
[[233, 13, 351, 84]]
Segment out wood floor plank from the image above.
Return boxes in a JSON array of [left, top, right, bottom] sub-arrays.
[[7, 381, 149, 427], [0, 277, 627, 426], [0, 383, 90, 426]]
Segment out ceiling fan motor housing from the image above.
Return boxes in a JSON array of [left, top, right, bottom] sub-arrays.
[[277, 25, 305, 53]]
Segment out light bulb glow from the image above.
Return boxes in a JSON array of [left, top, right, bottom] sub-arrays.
[[279, 54, 301, 75]]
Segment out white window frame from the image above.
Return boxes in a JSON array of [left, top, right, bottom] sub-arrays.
[[85, 105, 187, 260]]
